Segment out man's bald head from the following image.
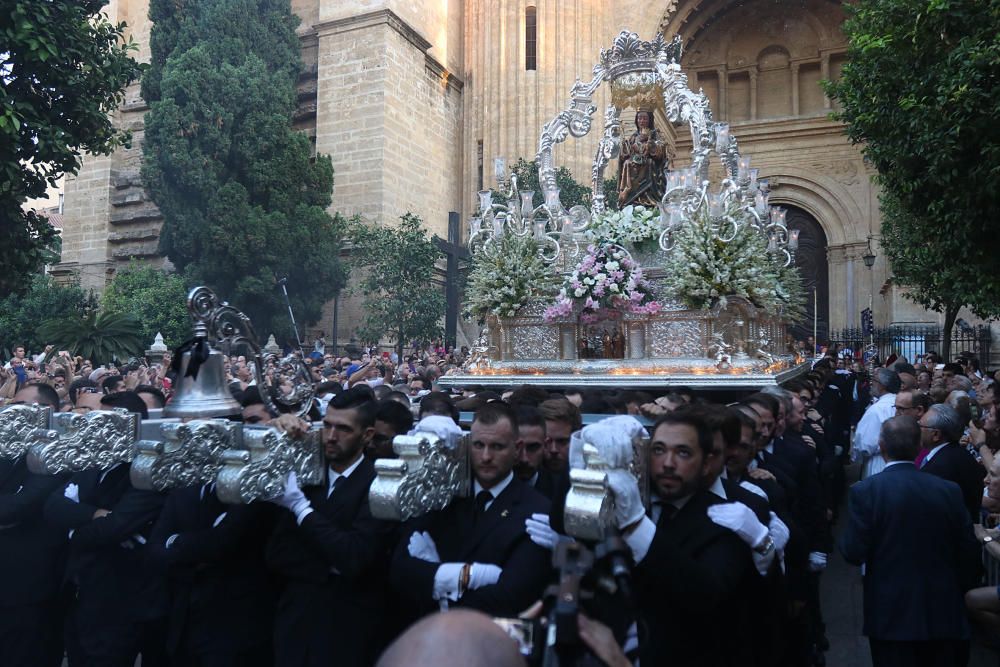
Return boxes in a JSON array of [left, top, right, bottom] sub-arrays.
[[377, 610, 524, 667]]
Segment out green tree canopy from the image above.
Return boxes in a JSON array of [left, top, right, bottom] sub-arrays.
[[490, 158, 598, 212], [825, 0, 1000, 355], [142, 0, 346, 341], [1, 0, 143, 295], [101, 263, 192, 350], [0, 275, 97, 357], [349, 214, 446, 357]]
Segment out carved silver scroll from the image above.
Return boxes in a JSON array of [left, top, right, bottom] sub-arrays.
[[0, 404, 52, 460], [563, 436, 649, 541], [369, 433, 470, 521], [131, 419, 240, 491], [26, 409, 140, 475], [215, 424, 324, 504]]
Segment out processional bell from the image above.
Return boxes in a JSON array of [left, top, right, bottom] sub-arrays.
[[163, 320, 242, 419]]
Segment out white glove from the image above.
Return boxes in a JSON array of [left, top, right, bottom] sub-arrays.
[[525, 513, 573, 551], [808, 551, 828, 572], [576, 417, 646, 469], [467, 563, 502, 589], [64, 483, 80, 503], [768, 512, 790, 552], [408, 530, 441, 563], [707, 502, 769, 549], [606, 469, 644, 529], [268, 471, 312, 522], [410, 416, 464, 450]]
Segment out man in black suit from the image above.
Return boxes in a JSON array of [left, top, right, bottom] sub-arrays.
[[265, 386, 397, 667], [0, 384, 68, 667], [44, 390, 167, 667], [609, 410, 755, 666], [391, 401, 551, 619], [919, 403, 985, 523], [840, 415, 980, 667], [151, 483, 278, 666], [513, 406, 560, 499]]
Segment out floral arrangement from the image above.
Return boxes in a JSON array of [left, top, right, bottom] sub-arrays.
[[663, 207, 806, 320], [585, 205, 661, 249], [464, 233, 559, 320], [544, 243, 662, 324]]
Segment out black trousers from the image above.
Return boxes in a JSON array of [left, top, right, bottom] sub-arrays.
[[868, 638, 970, 667], [0, 599, 64, 667]]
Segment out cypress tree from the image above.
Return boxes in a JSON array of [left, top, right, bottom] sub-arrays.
[[142, 0, 345, 341]]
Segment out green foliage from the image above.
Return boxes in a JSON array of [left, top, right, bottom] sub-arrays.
[[142, 0, 346, 341], [825, 0, 1000, 345], [664, 210, 806, 321], [101, 263, 192, 350], [464, 234, 559, 320], [37, 311, 144, 366], [490, 158, 595, 211], [1, 0, 143, 294], [349, 214, 446, 354], [0, 275, 97, 356]]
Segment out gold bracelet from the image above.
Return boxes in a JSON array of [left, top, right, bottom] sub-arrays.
[[459, 563, 472, 594]]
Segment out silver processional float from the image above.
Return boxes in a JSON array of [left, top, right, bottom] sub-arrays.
[[0, 31, 809, 539]]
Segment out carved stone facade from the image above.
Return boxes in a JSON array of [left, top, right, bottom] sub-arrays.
[[52, 0, 996, 351]]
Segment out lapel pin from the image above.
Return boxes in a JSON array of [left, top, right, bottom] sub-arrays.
[[501, 509, 509, 518]]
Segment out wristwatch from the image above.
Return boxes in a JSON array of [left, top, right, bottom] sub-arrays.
[[753, 535, 775, 557]]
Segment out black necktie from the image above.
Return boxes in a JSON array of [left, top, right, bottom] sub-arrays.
[[328, 475, 345, 499], [474, 490, 492, 521]]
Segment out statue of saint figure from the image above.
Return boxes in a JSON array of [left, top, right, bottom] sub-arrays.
[[617, 110, 668, 208]]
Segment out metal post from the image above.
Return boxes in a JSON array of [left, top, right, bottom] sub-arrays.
[[277, 278, 303, 352], [445, 212, 461, 351], [331, 292, 339, 357]]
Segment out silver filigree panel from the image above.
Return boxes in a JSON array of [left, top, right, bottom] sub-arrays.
[[369, 433, 470, 521], [649, 319, 705, 358], [0, 404, 51, 460], [215, 425, 323, 504], [27, 409, 139, 475]]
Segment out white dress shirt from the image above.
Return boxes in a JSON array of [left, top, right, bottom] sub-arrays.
[[852, 392, 896, 478]]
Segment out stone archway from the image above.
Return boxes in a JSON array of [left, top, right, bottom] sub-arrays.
[[786, 205, 829, 343]]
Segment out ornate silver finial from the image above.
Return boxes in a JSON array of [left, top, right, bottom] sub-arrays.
[[369, 432, 470, 521], [0, 404, 51, 460]]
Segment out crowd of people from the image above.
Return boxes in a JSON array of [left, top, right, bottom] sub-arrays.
[[0, 338, 998, 667]]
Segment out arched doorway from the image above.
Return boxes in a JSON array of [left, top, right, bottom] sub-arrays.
[[785, 205, 829, 344]]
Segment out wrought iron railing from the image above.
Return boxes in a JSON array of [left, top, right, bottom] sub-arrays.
[[828, 323, 992, 367]]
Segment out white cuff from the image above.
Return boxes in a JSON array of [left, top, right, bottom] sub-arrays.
[[433, 562, 464, 601], [294, 505, 314, 525], [623, 516, 656, 564], [165, 534, 179, 549], [212, 512, 227, 527], [752, 548, 776, 576]]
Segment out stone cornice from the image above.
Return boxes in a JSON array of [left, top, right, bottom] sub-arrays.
[[314, 9, 431, 52]]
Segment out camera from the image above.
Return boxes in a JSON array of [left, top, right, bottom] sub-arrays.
[[494, 533, 635, 666]]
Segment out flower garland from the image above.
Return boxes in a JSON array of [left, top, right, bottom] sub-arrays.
[[544, 243, 661, 324], [464, 233, 559, 320], [585, 204, 661, 247]]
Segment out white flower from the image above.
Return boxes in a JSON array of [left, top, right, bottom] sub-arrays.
[[595, 273, 607, 283], [609, 283, 620, 292], [574, 288, 585, 297]]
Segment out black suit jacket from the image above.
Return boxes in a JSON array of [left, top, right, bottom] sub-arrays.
[[774, 434, 829, 553], [266, 456, 396, 667], [635, 489, 754, 667], [921, 443, 985, 523], [392, 476, 551, 620], [840, 462, 979, 641], [44, 464, 166, 656], [150, 485, 278, 656], [0, 457, 67, 607]]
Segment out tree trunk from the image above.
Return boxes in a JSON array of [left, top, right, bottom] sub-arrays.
[[941, 302, 960, 362], [396, 325, 404, 364]]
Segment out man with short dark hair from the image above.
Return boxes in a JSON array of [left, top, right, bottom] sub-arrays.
[[370, 399, 414, 459], [102, 374, 126, 395], [392, 401, 550, 620], [840, 416, 979, 667], [512, 407, 554, 497], [607, 410, 755, 666], [265, 386, 396, 667]]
